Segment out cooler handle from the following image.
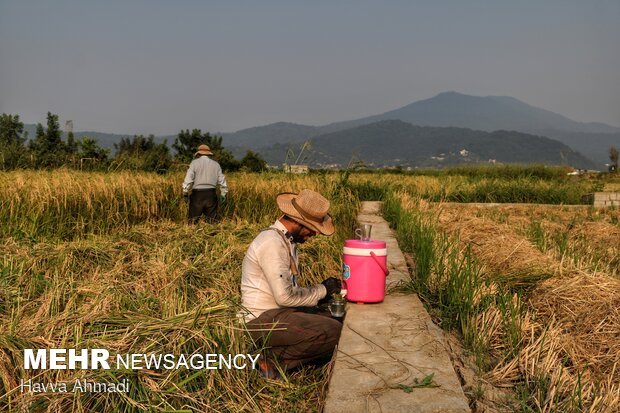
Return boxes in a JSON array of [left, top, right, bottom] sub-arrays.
[[370, 251, 389, 276]]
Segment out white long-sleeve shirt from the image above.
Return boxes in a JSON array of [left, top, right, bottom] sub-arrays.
[[182, 156, 228, 196], [240, 220, 327, 321]]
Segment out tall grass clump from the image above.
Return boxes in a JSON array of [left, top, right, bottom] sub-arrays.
[[383, 192, 503, 366]]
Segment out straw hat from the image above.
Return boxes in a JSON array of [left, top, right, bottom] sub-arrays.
[[194, 144, 213, 156], [277, 189, 335, 236]]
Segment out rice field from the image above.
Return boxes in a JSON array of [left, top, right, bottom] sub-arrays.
[[0, 170, 359, 412], [0, 167, 618, 412], [383, 187, 619, 412]]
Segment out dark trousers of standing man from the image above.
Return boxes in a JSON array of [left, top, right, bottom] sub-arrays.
[[188, 188, 218, 224], [246, 307, 342, 370]]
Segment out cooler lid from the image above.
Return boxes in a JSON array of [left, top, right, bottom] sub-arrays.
[[344, 239, 386, 248]]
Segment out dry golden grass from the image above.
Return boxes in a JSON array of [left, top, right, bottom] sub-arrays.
[[0, 170, 359, 412], [435, 205, 559, 285], [529, 275, 620, 384], [437, 203, 620, 277], [423, 200, 620, 412]]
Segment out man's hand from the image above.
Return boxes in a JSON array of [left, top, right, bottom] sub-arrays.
[[183, 192, 189, 202], [321, 277, 342, 299]]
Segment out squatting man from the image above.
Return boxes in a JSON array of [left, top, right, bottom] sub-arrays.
[[240, 189, 343, 378]]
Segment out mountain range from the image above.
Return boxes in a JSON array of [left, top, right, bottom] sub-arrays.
[[22, 92, 620, 169], [221, 92, 619, 168], [250, 120, 595, 169]]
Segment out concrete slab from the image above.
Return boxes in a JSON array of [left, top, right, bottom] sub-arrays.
[[324, 202, 470, 413]]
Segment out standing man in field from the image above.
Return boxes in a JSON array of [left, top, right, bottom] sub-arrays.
[[182, 144, 228, 224], [240, 189, 343, 379]]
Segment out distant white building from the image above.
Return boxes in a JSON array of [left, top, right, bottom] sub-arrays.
[[283, 164, 309, 174]]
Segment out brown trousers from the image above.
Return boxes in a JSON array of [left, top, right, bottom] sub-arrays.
[[188, 188, 218, 224], [247, 308, 342, 370]]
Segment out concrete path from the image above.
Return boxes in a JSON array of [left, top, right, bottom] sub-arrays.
[[323, 202, 470, 413]]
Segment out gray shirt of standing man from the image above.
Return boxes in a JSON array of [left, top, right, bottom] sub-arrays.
[[182, 144, 229, 224]]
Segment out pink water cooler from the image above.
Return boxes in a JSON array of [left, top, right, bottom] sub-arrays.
[[342, 239, 389, 303]]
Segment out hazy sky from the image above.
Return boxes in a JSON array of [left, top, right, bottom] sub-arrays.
[[1, 0, 619, 135]]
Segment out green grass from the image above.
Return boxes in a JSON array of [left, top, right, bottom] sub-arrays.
[[429, 177, 592, 204], [383, 193, 496, 368]]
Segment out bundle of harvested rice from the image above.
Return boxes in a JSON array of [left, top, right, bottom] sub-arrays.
[[486, 314, 619, 412], [436, 209, 559, 286], [529, 274, 620, 384], [432, 203, 619, 411]]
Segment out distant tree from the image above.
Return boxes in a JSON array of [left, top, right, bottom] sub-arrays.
[[215, 149, 241, 172], [0, 114, 25, 146], [173, 128, 239, 171], [30, 123, 45, 149], [66, 131, 77, 154], [28, 123, 46, 167], [173, 129, 215, 162], [115, 136, 134, 156], [0, 113, 28, 169], [114, 134, 171, 173], [142, 140, 172, 173], [78, 137, 108, 159], [29, 112, 67, 168], [610, 146, 619, 172], [240, 150, 267, 172], [45, 112, 64, 151], [65, 131, 78, 167], [77, 137, 109, 169], [115, 134, 156, 156]]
